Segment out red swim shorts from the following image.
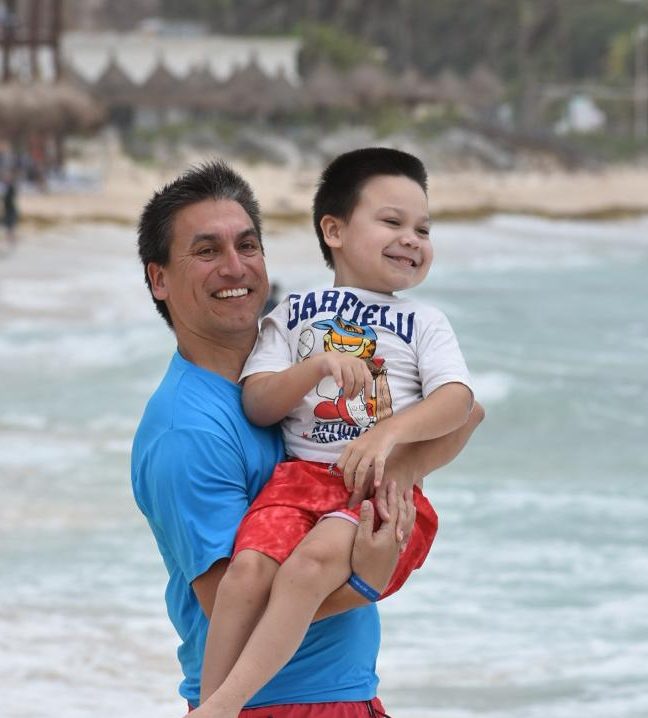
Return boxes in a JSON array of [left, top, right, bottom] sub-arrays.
[[190, 697, 391, 716], [233, 460, 438, 599]]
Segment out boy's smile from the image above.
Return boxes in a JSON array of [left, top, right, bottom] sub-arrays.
[[323, 174, 432, 294]]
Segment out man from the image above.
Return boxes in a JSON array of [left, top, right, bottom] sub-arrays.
[[131, 160, 484, 716]]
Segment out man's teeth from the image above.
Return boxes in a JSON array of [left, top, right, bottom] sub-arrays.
[[215, 288, 249, 298]]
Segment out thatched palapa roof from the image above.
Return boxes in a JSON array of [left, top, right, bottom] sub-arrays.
[[0, 82, 104, 135], [93, 55, 138, 105], [347, 63, 395, 106], [140, 58, 183, 108], [301, 62, 357, 112]]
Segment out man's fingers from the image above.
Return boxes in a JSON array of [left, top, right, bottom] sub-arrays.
[[374, 481, 390, 521], [355, 499, 374, 540], [397, 487, 416, 547]]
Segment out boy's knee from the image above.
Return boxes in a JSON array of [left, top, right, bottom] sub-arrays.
[[281, 540, 337, 584]]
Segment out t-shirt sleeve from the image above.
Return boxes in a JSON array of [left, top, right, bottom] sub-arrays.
[[240, 298, 294, 380], [142, 428, 250, 583], [418, 308, 474, 400]]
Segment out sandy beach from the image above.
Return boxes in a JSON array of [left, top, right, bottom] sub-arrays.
[[19, 152, 648, 227]]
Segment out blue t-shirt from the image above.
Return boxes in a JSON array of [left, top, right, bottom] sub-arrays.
[[131, 352, 380, 708]]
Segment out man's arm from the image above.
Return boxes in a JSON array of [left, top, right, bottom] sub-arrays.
[[316, 401, 485, 620], [352, 400, 485, 509], [338, 382, 474, 490], [192, 558, 230, 619], [314, 483, 413, 620]]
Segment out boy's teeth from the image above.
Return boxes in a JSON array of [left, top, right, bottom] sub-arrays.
[[215, 288, 248, 298]]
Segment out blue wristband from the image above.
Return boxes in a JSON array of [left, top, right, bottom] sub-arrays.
[[347, 572, 381, 602]]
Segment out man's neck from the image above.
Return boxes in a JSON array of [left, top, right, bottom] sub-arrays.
[[176, 329, 257, 383]]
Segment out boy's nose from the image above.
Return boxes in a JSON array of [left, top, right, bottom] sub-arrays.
[[400, 229, 421, 247]]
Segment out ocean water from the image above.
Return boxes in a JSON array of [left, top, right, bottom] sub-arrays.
[[1, 215, 646, 718]]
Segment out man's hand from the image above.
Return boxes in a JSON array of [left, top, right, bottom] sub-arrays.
[[315, 352, 373, 399], [350, 481, 416, 594], [314, 481, 416, 619]]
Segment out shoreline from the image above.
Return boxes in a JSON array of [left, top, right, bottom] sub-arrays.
[[19, 159, 648, 227]]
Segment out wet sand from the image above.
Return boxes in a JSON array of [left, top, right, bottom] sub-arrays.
[[20, 155, 648, 226]]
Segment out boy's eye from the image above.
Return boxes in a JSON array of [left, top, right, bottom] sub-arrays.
[[417, 226, 430, 237], [384, 218, 400, 226]]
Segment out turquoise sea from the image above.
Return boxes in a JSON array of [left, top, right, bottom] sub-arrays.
[[1, 214, 646, 717]]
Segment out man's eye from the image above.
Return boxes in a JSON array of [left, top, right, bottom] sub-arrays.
[[196, 247, 216, 257], [239, 241, 260, 253]]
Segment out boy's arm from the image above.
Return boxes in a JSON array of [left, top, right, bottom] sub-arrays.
[[243, 353, 372, 426], [338, 381, 474, 491]]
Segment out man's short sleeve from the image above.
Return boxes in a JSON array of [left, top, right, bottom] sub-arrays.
[[142, 428, 249, 583]]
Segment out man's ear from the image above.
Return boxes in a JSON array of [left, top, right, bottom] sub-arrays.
[[320, 215, 344, 250], [147, 262, 168, 300]]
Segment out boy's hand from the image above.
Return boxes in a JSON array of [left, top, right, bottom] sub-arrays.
[[316, 352, 373, 399], [337, 421, 398, 495]]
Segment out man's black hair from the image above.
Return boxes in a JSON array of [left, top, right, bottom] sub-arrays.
[[137, 160, 262, 329], [313, 147, 428, 269]]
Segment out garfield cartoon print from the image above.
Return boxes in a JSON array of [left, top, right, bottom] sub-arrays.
[[298, 314, 393, 437]]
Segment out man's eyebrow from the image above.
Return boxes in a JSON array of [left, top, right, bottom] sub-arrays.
[[190, 227, 258, 245]]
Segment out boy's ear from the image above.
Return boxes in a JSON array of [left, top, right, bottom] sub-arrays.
[[320, 215, 344, 249], [148, 262, 169, 300]]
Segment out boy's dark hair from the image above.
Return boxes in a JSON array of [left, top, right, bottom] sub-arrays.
[[137, 160, 262, 329], [313, 147, 428, 269]]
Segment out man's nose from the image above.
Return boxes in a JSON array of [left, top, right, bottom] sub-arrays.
[[217, 247, 245, 277]]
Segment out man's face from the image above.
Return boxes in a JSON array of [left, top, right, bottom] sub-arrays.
[[148, 199, 268, 343], [326, 174, 432, 294]]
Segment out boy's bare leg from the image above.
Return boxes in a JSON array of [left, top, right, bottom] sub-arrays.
[[200, 549, 279, 702], [198, 517, 357, 717]]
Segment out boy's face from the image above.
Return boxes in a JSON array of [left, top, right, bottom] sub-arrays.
[[324, 174, 432, 294]]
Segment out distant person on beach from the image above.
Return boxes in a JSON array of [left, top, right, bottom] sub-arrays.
[[2, 172, 19, 250], [131, 160, 483, 717], [194, 149, 479, 718]]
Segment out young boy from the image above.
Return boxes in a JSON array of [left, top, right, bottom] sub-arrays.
[[192, 148, 474, 718]]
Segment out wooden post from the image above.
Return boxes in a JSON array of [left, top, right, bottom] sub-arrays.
[[636, 24, 648, 139]]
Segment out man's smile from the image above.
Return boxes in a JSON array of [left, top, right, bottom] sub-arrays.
[[213, 287, 250, 298]]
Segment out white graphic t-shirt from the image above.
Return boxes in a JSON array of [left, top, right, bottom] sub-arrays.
[[241, 287, 473, 463]]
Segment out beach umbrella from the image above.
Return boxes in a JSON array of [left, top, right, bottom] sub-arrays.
[[347, 63, 394, 106], [0, 82, 103, 136], [219, 55, 277, 117], [140, 57, 183, 109], [466, 64, 505, 112], [301, 62, 357, 112], [265, 68, 301, 116], [435, 68, 468, 107], [394, 65, 440, 106], [92, 55, 138, 106], [181, 62, 227, 112]]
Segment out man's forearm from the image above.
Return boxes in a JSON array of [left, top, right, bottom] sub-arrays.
[[389, 401, 485, 484]]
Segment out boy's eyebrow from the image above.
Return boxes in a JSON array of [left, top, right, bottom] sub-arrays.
[[190, 227, 258, 245], [379, 206, 432, 223]]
